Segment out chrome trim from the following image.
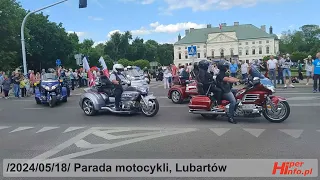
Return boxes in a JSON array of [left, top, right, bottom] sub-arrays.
[[242, 94, 259, 102]]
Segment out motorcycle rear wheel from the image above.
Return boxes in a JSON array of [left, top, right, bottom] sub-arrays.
[[82, 98, 97, 116], [263, 101, 290, 123]]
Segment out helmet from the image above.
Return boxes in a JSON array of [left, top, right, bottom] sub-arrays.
[[113, 64, 124, 73], [217, 60, 230, 72], [193, 62, 199, 70], [198, 60, 210, 71]]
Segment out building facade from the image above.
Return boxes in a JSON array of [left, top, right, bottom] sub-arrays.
[[173, 22, 279, 65]]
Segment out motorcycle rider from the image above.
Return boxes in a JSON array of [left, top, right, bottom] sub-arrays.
[[59, 70, 71, 97], [109, 64, 126, 111], [197, 60, 223, 108], [216, 60, 242, 124]]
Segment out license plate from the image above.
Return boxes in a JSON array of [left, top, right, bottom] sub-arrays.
[[50, 92, 56, 95]]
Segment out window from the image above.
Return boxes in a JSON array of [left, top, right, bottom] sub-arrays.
[[198, 53, 200, 58], [239, 43, 242, 45], [239, 49, 242, 55], [230, 49, 234, 56], [245, 42, 248, 45], [184, 47, 187, 49], [259, 41, 262, 44], [259, 47, 262, 54], [252, 49, 255, 55], [252, 42, 255, 44], [246, 60, 249, 63], [178, 47, 181, 50], [246, 49, 249, 55], [178, 53, 181, 59], [204, 53, 207, 58], [203, 45, 206, 48], [211, 50, 214, 57], [185, 54, 188, 59], [220, 49, 224, 57], [266, 40, 269, 43], [266, 46, 270, 54]]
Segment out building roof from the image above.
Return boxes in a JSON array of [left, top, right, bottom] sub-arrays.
[[174, 24, 279, 45]]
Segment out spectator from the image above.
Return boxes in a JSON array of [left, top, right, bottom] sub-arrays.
[[304, 55, 313, 85], [267, 55, 278, 87], [282, 54, 294, 88], [1, 75, 11, 99], [277, 55, 285, 84], [229, 60, 238, 85], [240, 61, 249, 80], [312, 52, 320, 93]]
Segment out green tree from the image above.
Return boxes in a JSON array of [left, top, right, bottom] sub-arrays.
[[133, 59, 150, 68]]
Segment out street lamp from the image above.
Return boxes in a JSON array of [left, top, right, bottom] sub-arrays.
[[20, 0, 87, 75]]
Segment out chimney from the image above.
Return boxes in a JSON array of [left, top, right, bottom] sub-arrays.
[[269, 26, 273, 34], [185, 29, 189, 36], [207, 24, 211, 28], [221, 23, 227, 26], [261, 25, 266, 32], [234, 22, 239, 26], [178, 34, 181, 41]]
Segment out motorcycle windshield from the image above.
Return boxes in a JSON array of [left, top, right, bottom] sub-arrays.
[[125, 69, 141, 78], [250, 65, 274, 87], [42, 73, 58, 81]]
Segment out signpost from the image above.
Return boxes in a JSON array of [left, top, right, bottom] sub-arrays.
[[56, 59, 61, 66], [188, 45, 197, 64]]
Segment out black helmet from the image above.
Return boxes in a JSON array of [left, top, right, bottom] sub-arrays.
[[198, 60, 210, 71], [193, 62, 198, 69], [217, 60, 230, 72]]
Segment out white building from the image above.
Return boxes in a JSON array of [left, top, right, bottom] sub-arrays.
[[173, 22, 279, 65]]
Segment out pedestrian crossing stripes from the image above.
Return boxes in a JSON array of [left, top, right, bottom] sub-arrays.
[[1, 126, 320, 139]]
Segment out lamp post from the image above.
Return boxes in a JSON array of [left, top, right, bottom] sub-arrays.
[[21, 0, 87, 75]]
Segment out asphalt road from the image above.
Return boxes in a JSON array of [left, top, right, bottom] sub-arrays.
[[0, 80, 319, 180]]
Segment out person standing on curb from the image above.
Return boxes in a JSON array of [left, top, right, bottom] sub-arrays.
[[277, 55, 284, 84], [267, 55, 278, 88], [312, 53, 320, 93], [282, 54, 295, 88], [304, 55, 313, 86]]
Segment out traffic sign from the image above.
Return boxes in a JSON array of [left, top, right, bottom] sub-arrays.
[[188, 45, 197, 56], [56, 59, 61, 66], [74, 54, 83, 66]]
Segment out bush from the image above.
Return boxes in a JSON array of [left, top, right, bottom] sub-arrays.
[[133, 59, 150, 69]]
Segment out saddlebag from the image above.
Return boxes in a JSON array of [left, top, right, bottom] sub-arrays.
[[188, 96, 212, 110]]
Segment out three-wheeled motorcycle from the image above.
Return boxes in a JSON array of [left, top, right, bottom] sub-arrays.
[[79, 75, 159, 117], [35, 73, 68, 107]]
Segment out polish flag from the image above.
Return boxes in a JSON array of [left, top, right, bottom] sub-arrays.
[[98, 56, 109, 78], [219, 24, 222, 29], [82, 57, 95, 87]]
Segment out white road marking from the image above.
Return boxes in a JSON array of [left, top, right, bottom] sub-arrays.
[[243, 128, 265, 137], [23, 108, 44, 110], [317, 130, 320, 132], [290, 103, 320, 107], [276, 93, 316, 95], [63, 127, 85, 133], [209, 128, 230, 136], [279, 129, 303, 138], [286, 96, 320, 100], [36, 127, 59, 133], [0, 126, 10, 130], [10, 127, 34, 133], [31, 127, 197, 161]]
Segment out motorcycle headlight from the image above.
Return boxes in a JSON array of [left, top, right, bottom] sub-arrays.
[[42, 85, 50, 91]]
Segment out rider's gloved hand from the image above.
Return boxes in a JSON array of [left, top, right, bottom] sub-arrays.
[[239, 79, 246, 84]]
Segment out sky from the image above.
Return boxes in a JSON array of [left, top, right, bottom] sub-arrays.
[[18, 0, 318, 46]]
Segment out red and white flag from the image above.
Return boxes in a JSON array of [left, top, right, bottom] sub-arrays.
[[219, 24, 222, 29], [82, 57, 95, 87], [98, 56, 109, 78]]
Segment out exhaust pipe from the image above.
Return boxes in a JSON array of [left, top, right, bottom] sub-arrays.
[[101, 106, 132, 114], [189, 110, 226, 115]]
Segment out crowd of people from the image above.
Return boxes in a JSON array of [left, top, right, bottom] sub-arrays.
[[0, 67, 106, 99]]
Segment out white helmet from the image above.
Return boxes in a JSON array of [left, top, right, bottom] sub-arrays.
[[308, 55, 312, 58], [113, 64, 124, 73]]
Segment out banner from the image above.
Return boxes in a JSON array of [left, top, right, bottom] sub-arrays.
[[82, 57, 94, 87], [3, 159, 317, 177], [98, 56, 109, 77]]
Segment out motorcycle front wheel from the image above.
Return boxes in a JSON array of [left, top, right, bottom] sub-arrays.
[[141, 99, 159, 117], [263, 101, 290, 123], [49, 96, 57, 108]]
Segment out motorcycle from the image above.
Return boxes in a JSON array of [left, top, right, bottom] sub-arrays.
[[156, 71, 163, 81], [188, 68, 290, 123], [144, 73, 150, 84], [79, 76, 159, 117], [35, 73, 68, 107], [168, 76, 198, 104]]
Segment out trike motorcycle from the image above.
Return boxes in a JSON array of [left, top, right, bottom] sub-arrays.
[[79, 76, 159, 117], [168, 76, 198, 104]]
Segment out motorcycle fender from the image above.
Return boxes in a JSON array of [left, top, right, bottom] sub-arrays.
[[271, 96, 287, 106], [79, 92, 105, 110]]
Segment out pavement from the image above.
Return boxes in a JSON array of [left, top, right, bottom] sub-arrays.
[[0, 79, 319, 180]]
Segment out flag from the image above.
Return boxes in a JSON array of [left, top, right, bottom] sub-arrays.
[[82, 57, 95, 87], [219, 24, 222, 29], [98, 56, 109, 77]]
